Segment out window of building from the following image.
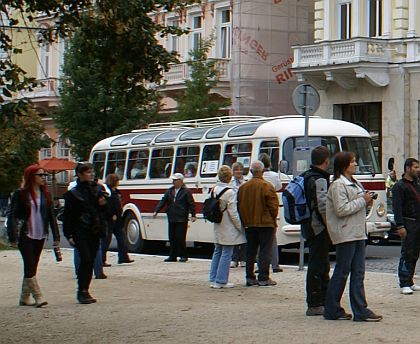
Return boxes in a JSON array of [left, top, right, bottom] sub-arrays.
[[174, 146, 200, 178], [219, 9, 231, 58], [92, 152, 106, 180], [105, 151, 127, 180], [40, 147, 52, 160], [57, 138, 70, 158], [150, 148, 174, 178], [168, 18, 179, 53], [223, 143, 252, 174], [191, 15, 203, 51], [200, 144, 221, 177], [127, 149, 149, 180], [40, 42, 50, 78], [369, 0, 382, 37], [339, 1, 352, 39], [259, 141, 280, 172]]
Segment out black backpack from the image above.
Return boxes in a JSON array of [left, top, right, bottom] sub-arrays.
[[202, 187, 230, 223]]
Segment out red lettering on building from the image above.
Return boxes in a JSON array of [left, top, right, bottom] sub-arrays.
[[232, 27, 269, 62], [275, 68, 294, 84]]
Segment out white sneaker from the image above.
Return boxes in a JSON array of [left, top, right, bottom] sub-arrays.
[[214, 282, 234, 289], [230, 261, 238, 268], [401, 286, 414, 295], [209, 283, 216, 288], [411, 284, 420, 291]]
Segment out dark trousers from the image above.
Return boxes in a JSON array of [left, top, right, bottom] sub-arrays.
[[398, 221, 420, 287], [324, 240, 371, 321], [306, 230, 331, 307], [18, 235, 45, 278], [101, 221, 129, 263], [232, 243, 247, 262], [74, 232, 100, 292], [245, 227, 274, 281], [168, 222, 188, 259]]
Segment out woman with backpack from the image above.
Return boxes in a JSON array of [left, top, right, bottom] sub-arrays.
[[209, 165, 246, 289]]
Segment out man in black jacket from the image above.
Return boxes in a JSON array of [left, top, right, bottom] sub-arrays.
[[153, 173, 196, 262], [302, 146, 331, 316], [393, 158, 420, 295]]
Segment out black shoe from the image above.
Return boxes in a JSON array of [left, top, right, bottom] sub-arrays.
[[354, 312, 383, 322], [272, 268, 283, 273], [164, 257, 177, 262], [103, 262, 111, 267], [118, 259, 134, 264], [95, 273, 107, 279], [246, 279, 259, 287], [258, 279, 277, 286], [179, 257, 188, 263], [77, 291, 97, 304], [306, 306, 324, 316]]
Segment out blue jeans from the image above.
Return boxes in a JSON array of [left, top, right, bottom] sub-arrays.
[[324, 240, 372, 321], [209, 244, 234, 284], [74, 243, 103, 278]]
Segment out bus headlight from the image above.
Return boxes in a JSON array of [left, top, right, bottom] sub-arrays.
[[376, 203, 386, 217]]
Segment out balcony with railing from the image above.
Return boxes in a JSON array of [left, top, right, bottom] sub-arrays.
[[292, 37, 420, 89], [18, 77, 61, 107]]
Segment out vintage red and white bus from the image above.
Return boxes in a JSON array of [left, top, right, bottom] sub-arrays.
[[90, 115, 390, 252]]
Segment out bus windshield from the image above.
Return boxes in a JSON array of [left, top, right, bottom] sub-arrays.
[[340, 137, 381, 175]]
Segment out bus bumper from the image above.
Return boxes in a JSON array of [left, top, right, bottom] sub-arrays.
[[366, 221, 391, 238]]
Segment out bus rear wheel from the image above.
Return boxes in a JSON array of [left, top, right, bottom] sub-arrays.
[[124, 212, 145, 253]]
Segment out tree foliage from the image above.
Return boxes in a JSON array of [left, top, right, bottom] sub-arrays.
[[54, 0, 196, 160], [176, 35, 230, 121]]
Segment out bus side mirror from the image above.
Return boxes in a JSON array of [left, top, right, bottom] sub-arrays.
[[387, 158, 394, 171], [279, 160, 289, 174]]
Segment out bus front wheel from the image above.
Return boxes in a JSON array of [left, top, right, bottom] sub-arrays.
[[124, 212, 145, 253]]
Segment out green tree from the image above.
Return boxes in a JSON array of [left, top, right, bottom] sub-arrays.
[[176, 35, 230, 121], [54, 0, 195, 160]]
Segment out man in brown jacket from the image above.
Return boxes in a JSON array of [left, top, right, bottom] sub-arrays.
[[237, 160, 279, 286]]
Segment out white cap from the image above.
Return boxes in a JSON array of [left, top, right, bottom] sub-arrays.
[[171, 173, 184, 180]]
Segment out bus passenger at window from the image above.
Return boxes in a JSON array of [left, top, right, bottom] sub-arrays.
[[153, 173, 196, 262], [130, 161, 147, 179], [184, 162, 197, 178]]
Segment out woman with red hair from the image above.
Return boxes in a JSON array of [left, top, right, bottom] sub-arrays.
[[8, 164, 60, 307]]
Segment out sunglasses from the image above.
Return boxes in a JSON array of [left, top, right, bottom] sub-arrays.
[[34, 173, 48, 177]]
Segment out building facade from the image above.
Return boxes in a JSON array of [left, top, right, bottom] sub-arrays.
[[292, 0, 420, 174]]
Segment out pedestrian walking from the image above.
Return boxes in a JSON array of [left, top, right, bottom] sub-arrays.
[[101, 173, 134, 266], [229, 162, 246, 268], [63, 163, 108, 304], [209, 166, 246, 289], [385, 170, 398, 211], [153, 173, 196, 262], [393, 158, 420, 295], [324, 152, 382, 322], [7, 164, 61, 307], [301, 146, 331, 316], [237, 160, 279, 287]]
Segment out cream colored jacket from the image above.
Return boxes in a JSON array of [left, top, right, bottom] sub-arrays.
[[326, 175, 367, 245]]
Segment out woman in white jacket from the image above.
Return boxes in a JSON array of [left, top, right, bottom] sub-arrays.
[[324, 152, 382, 322], [209, 165, 246, 288]]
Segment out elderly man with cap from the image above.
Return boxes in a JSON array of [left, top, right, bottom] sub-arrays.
[[153, 173, 196, 262]]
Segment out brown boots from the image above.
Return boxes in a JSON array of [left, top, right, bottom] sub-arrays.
[[19, 277, 48, 307]]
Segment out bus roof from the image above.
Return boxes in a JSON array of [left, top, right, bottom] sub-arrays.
[[91, 116, 370, 151]]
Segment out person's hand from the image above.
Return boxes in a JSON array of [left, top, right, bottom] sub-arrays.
[[112, 215, 117, 221], [191, 216, 197, 223], [68, 238, 75, 247], [152, 212, 158, 218], [398, 227, 407, 239], [52, 240, 60, 248], [362, 191, 373, 206]]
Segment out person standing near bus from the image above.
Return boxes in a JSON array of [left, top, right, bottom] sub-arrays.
[[393, 158, 420, 295], [153, 173, 196, 262], [7, 164, 60, 307], [63, 163, 108, 304], [237, 160, 279, 287], [301, 146, 331, 316], [324, 152, 382, 322]]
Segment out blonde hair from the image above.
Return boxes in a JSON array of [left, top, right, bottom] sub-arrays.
[[218, 165, 233, 183]]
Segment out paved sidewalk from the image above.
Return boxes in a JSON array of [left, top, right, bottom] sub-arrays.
[[1, 249, 420, 344]]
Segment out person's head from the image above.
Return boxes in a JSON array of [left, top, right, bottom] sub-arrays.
[[218, 165, 233, 183], [22, 164, 51, 206], [403, 158, 419, 180], [333, 151, 356, 180], [258, 153, 271, 170], [76, 162, 94, 182], [311, 146, 330, 170], [232, 162, 244, 179], [171, 173, 184, 188], [250, 160, 264, 177], [389, 170, 397, 181], [106, 173, 120, 188]]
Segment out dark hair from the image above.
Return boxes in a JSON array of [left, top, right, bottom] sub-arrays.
[[311, 146, 330, 166], [333, 151, 355, 181], [105, 173, 120, 188], [75, 162, 93, 175], [259, 153, 271, 169], [404, 158, 419, 172], [22, 164, 52, 208]]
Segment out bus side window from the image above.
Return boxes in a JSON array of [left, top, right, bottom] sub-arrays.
[[150, 148, 174, 179], [106, 151, 126, 180], [127, 149, 149, 180], [92, 152, 106, 180], [223, 142, 252, 174], [174, 146, 200, 177], [259, 141, 279, 172], [200, 144, 221, 178]]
